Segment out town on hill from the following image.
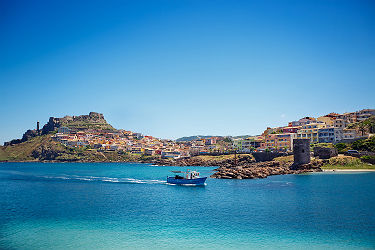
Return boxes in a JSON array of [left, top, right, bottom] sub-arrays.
[[1, 109, 375, 162]]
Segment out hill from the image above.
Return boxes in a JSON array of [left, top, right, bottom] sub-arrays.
[[0, 134, 158, 162], [4, 112, 116, 146], [0, 112, 143, 162], [1, 134, 62, 161]]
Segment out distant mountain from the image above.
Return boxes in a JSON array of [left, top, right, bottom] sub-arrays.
[[176, 135, 218, 142], [176, 135, 254, 142], [231, 135, 254, 139]]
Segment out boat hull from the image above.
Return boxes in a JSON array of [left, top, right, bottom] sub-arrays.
[[167, 177, 207, 185]]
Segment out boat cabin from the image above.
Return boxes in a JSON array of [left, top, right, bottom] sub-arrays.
[[171, 170, 200, 180], [186, 170, 200, 179]]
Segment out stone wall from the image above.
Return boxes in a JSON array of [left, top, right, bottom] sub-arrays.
[[313, 147, 338, 159], [252, 152, 288, 162]]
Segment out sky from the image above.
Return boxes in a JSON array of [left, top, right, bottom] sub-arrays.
[[1, 0, 375, 143]]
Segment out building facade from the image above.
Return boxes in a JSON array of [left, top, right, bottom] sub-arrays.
[[296, 123, 327, 144], [265, 133, 296, 151], [318, 127, 335, 143]]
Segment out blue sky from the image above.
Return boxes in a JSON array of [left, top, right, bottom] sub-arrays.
[[1, 0, 374, 143]]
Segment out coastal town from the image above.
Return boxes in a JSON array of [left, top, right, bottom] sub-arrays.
[[43, 109, 375, 160]]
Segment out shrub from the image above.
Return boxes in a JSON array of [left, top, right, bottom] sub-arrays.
[[328, 156, 362, 166], [335, 143, 349, 153], [311, 143, 334, 148], [361, 155, 375, 164], [352, 137, 375, 152]]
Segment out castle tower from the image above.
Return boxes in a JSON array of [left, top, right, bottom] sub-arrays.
[[293, 139, 310, 165], [37, 121, 40, 135]]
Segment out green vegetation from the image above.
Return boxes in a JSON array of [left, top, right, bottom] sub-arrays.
[[347, 116, 375, 134], [310, 143, 335, 152], [331, 136, 375, 153], [351, 136, 375, 152], [62, 121, 116, 131], [335, 143, 349, 153], [360, 155, 375, 164], [273, 155, 293, 164], [322, 156, 375, 170], [311, 143, 335, 148], [273, 154, 375, 170], [0, 134, 53, 161], [337, 116, 375, 152], [223, 137, 233, 143]]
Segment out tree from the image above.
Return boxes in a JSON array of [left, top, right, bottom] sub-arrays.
[[364, 117, 375, 133], [358, 123, 367, 136], [223, 137, 233, 143]]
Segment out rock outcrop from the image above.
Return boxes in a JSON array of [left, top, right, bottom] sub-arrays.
[[4, 129, 39, 146], [151, 154, 322, 180], [41, 117, 62, 135], [211, 160, 323, 179], [153, 154, 255, 167], [32, 144, 62, 160], [42, 112, 113, 134]]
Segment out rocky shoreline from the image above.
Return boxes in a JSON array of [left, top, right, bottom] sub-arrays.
[[151, 154, 324, 179], [148, 154, 255, 167], [211, 160, 323, 179]]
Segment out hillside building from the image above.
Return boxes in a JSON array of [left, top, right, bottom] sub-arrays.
[[296, 123, 327, 143]]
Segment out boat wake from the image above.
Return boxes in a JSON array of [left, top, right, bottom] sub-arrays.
[[42, 175, 167, 184], [5, 171, 167, 185]]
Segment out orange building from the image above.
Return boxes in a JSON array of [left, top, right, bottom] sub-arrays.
[[265, 133, 296, 151]]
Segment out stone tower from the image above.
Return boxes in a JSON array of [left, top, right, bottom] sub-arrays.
[[293, 139, 310, 165], [37, 121, 40, 135]]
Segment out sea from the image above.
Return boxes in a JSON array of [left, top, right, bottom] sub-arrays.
[[0, 162, 374, 249]]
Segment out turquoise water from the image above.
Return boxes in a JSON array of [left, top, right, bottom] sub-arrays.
[[1, 163, 375, 249]]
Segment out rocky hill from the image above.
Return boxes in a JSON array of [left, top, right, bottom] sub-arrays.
[[4, 112, 116, 146], [0, 112, 145, 162], [0, 133, 157, 162], [42, 112, 116, 134]]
